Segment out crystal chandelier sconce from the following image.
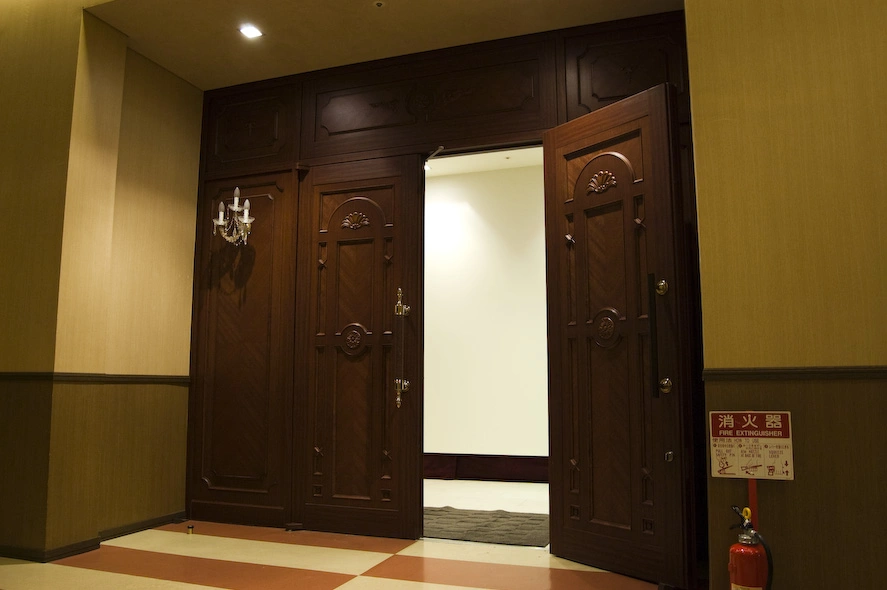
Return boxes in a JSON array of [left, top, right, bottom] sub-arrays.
[[212, 187, 254, 245]]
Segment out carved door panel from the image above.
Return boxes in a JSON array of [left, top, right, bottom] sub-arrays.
[[295, 156, 422, 538], [189, 173, 296, 526], [544, 84, 696, 587]]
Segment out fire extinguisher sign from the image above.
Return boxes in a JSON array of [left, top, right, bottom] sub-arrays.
[[710, 411, 794, 480]]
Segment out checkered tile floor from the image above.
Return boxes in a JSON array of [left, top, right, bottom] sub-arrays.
[[0, 520, 655, 590]]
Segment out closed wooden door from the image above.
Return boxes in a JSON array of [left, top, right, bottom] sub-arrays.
[[544, 84, 697, 587], [294, 155, 422, 538]]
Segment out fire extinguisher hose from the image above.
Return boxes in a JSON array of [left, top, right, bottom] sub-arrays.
[[754, 531, 774, 590]]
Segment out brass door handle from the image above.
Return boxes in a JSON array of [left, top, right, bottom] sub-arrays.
[[648, 274, 671, 398], [647, 274, 660, 398], [394, 287, 411, 408], [395, 378, 410, 409], [395, 287, 411, 316]]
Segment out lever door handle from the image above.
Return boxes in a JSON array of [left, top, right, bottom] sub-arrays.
[[395, 287, 411, 317], [395, 378, 410, 409]]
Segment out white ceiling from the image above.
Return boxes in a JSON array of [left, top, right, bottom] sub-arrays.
[[425, 147, 542, 178], [86, 0, 683, 91]]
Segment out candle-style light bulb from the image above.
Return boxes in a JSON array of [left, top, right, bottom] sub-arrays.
[[244, 199, 251, 218], [233, 186, 240, 208], [218, 201, 225, 222]]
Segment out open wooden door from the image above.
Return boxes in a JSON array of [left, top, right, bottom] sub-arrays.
[[544, 84, 697, 588], [294, 155, 423, 539]]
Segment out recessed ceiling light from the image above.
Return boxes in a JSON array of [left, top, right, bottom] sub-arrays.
[[239, 24, 263, 39]]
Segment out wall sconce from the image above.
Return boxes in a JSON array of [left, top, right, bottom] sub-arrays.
[[212, 187, 254, 245]]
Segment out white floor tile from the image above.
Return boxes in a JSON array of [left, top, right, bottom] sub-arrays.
[[103, 529, 389, 575], [398, 538, 603, 571], [0, 558, 218, 590]]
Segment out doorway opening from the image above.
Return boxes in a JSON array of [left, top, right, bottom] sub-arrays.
[[422, 146, 550, 546]]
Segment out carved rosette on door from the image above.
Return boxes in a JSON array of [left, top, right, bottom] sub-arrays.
[[591, 307, 623, 349]]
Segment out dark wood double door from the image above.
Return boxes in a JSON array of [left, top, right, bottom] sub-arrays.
[[190, 85, 697, 587]]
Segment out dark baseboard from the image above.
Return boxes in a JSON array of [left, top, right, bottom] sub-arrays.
[[99, 511, 187, 542], [0, 537, 100, 563], [0, 511, 186, 563], [424, 453, 548, 483], [0, 544, 46, 563]]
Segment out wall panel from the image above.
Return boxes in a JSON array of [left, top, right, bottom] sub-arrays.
[[686, 0, 887, 368], [106, 49, 203, 376], [203, 83, 300, 179], [189, 173, 297, 526], [0, 381, 52, 555], [45, 382, 188, 552], [54, 13, 127, 373], [300, 38, 557, 160], [705, 376, 885, 589], [562, 15, 690, 123], [0, 0, 83, 372]]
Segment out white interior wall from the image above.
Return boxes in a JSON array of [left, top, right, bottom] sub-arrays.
[[423, 158, 548, 456]]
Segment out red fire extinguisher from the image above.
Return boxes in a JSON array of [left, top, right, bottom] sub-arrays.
[[728, 505, 773, 590]]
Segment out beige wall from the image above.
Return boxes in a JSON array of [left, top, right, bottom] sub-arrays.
[[0, 4, 201, 557], [1, 5, 201, 377], [55, 19, 202, 376], [687, 0, 887, 369], [0, 0, 83, 372], [55, 12, 128, 373], [686, 1, 887, 587], [105, 50, 202, 376]]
